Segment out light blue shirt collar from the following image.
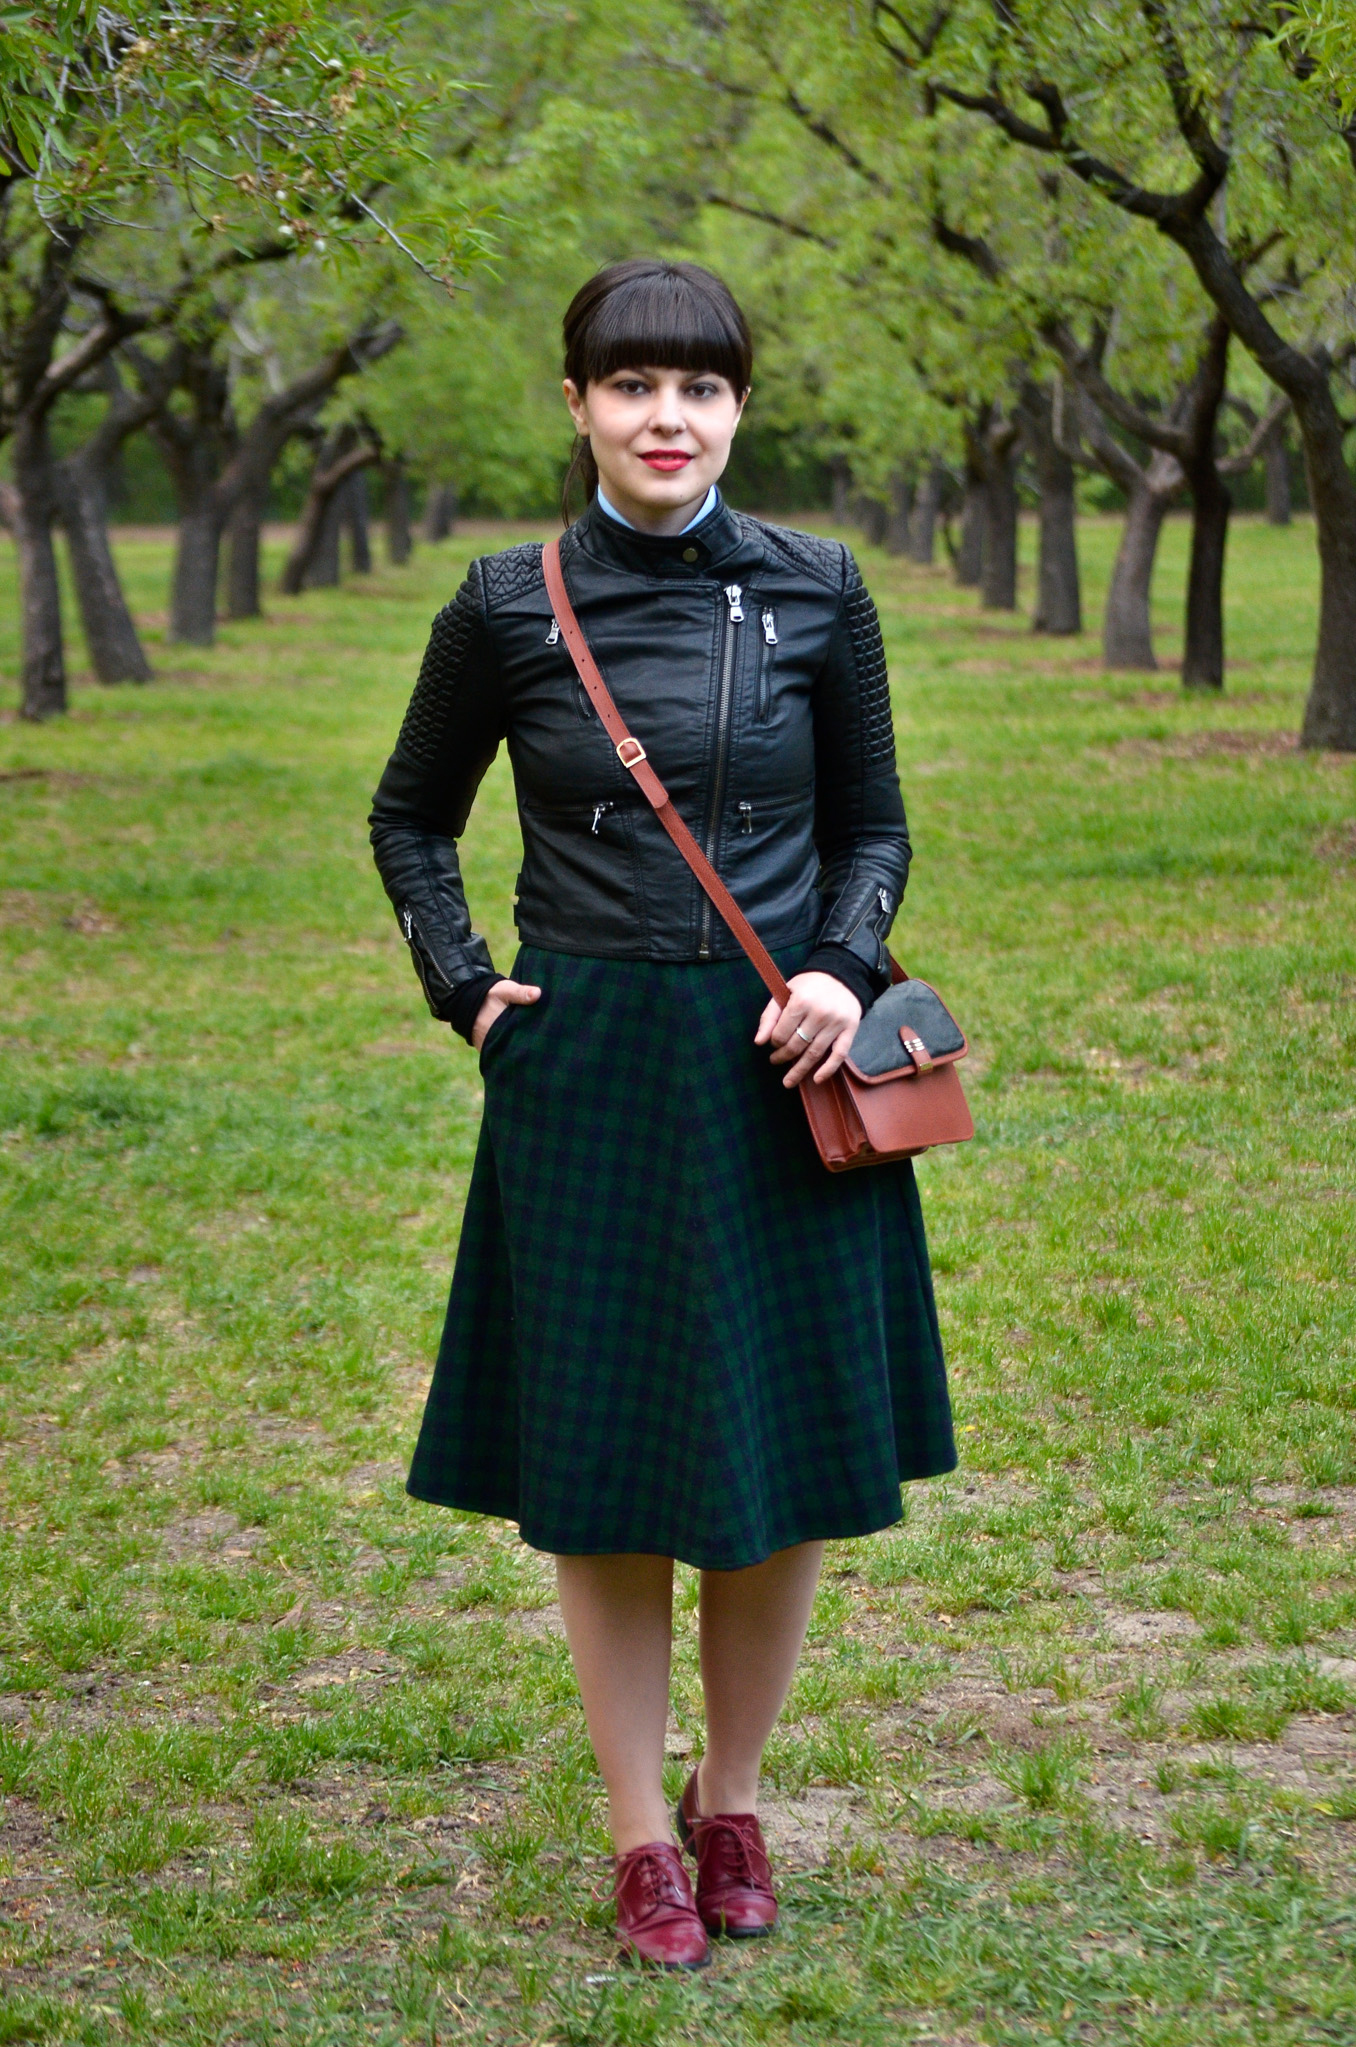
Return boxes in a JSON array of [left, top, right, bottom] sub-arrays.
[[596, 483, 719, 534]]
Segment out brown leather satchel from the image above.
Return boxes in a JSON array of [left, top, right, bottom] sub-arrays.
[[542, 539, 974, 1171]]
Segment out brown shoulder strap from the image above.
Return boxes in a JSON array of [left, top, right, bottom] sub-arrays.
[[542, 538, 792, 1008]]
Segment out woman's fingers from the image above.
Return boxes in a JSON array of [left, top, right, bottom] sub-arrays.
[[766, 1010, 827, 1064], [753, 996, 783, 1046], [777, 1020, 837, 1088], [756, 973, 862, 1084], [470, 978, 542, 1049], [812, 1023, 858, 1084]]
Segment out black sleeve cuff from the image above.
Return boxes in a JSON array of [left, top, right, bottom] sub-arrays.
[[802, 944, 885, 1015], [446, 971, 504, 1044]]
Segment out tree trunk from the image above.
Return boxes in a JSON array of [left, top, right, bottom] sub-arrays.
[[52, 459, 152, 683], [1104, 477, 1172, 669], [885, 469, 913, 554], [955, 479, 984, 585], [283, 434, 377, 594], [1020, 385, 1082, 635], [1174, 315, 1232, 690], [980, 443, 1019, 610], [1295, 386, 1356, 749], [304, 467, 344, 588], [226, 479, 268, 620], [1181, 470, 1230, 688], [1264, 431, 1291, 526], [11, 415, 67, 720], [384, 457, 413, 565], [828, 456, 852, 524], [908, 463, 943, 564], [346, 469, 372, 573], [1032, 457, 1081, 633], [423, 481, 457, 541], [854, 495, 888, 546], [171, 508, 225, 645]]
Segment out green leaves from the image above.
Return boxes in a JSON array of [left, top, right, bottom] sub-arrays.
[[0, 0, 485, 287]]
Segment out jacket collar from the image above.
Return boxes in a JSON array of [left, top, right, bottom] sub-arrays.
[[564, 492, 750, 580]]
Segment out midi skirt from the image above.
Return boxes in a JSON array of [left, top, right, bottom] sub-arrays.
[[406, 943, 956, 1570]]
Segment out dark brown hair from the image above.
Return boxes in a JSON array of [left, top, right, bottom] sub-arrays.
[[560, 259, 753, 522]]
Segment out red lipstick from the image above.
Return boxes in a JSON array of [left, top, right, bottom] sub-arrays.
[[640, 451, 693, 471]]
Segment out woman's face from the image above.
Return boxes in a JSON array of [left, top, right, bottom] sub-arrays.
[[564, 365, 746, 534]]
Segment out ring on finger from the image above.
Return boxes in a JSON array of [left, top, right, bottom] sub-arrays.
[[795, 1025, 814, 1043]]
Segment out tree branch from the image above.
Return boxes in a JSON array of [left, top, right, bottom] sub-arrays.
[[778, 83, 893, 192], [1219, 390, 1290, 474], [702, 193, 837, 246]]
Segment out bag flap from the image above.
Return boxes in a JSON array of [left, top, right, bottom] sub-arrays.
[[845, 978, 967, 1084]]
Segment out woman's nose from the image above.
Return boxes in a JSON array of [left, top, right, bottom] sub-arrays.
[[648, 389, 686, 435]]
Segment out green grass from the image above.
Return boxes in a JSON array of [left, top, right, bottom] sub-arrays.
[[1, 510, 1354, 2044]]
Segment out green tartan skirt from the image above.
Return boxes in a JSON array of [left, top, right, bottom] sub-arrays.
[[406, 943, 956, 1570]]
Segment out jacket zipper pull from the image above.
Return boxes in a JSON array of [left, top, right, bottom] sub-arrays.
[[402, 908, 415, 941], [724, 583, 744, 623], [545, 618, 560, 645], [761, 608, 778, 645], [738, 801, 753, 835], [591, 801, 612, 835], [878, 886, 892, 919]]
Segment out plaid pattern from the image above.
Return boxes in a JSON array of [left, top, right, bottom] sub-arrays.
[[406, 945, 956, 1569]]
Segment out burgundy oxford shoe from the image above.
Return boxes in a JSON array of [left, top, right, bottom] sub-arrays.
[[612, 1841, 709, 1969], [677, 1769, 778, 1938]]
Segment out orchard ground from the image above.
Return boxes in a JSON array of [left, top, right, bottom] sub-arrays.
[[0, 514, 1353, 2047]]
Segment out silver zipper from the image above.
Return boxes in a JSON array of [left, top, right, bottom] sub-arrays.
[[590, 801, 613, 835], [545, 618, 560, 645], [738, 801, 753, 835], [699, 589, 743, 955], [761, 608, 777, 644]]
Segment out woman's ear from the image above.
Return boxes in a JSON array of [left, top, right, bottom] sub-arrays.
[[563, 378, 589, 435]]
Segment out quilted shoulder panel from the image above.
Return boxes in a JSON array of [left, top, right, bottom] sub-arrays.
[[479, 540, 547, 610], [393, 568, 489, 769], [748, 517, 847, 591], [842, 556, 895, 769]]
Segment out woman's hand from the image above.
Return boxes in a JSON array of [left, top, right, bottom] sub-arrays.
[[754, 971, 863, 1089], [471, 977, 542, 1049]]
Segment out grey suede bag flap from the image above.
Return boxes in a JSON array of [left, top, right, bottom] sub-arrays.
[[846, 978, 967, 1083]]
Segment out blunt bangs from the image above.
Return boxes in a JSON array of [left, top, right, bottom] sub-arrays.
[[563, 261, 752, 397]]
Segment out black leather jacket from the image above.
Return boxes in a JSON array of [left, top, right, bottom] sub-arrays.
[[370, 495, 912, 1039]]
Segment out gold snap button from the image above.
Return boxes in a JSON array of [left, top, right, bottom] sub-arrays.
[[681, 546, 699, 563]]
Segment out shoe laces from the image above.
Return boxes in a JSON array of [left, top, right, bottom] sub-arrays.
[[620, 1847, 686, 1914], [701, 1815, 764, 1883]]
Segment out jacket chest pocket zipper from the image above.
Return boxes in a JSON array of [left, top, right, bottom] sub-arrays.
[[756, 608, 777, 723], [590, 801, 615, 836]]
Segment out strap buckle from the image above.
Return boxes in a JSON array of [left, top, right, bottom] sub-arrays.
[[900, 1030, 934, 1074], [616, 737, 647, 768]]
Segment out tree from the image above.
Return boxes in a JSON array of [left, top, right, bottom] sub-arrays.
[[52, 346, 181, 682], [872, 0, 1356, 744], [280, 417, 382, 592], [1, 0, 482, 715], [146, 311, 399, 641]]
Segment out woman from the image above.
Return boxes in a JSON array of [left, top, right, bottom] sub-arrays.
[[370, 259, 955, 1969]]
